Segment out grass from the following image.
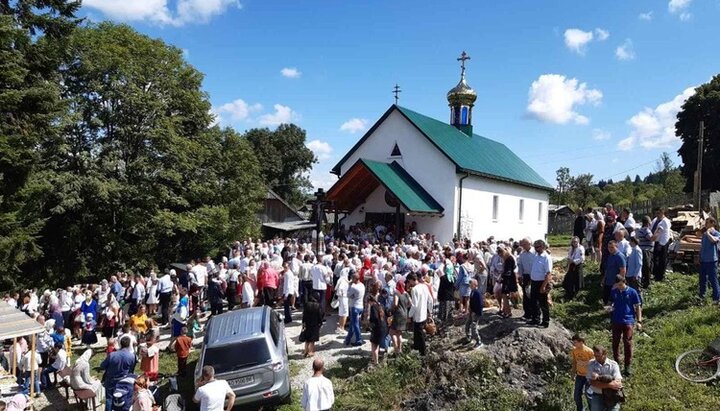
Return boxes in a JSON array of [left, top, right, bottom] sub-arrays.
[[549, 260, 720, 411], [547, 234, 572, 248]]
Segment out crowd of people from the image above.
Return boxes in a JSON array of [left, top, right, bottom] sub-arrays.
[[2, 204, 718, 411]]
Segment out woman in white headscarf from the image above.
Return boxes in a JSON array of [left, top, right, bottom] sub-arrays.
[[145, 271, 159, 316], [70, 349, 104, 409]]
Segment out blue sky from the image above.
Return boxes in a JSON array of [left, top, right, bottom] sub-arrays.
[[81, 0, 720, 190]]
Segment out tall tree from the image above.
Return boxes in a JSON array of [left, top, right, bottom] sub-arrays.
[[569, 174, 600, 209], [244, 124, 316, 207], [677, 77, 719, 191], [0, 0, 80, 290], [553, 167, 570, 205], [31, 23, 264, 285]]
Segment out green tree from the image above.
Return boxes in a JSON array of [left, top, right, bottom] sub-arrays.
[[0, 0, 80, 290], [30, 23, 263, 285], [569, 174, 601, 209], [552, 167, 571, 205], [677, 77, 719, 192], [244, 124, 316, 207]]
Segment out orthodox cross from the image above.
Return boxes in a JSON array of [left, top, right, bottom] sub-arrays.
[[457, 51, 471, 77], [392, 84, 402, 104]]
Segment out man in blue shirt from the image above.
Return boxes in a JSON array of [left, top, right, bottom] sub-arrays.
[[602, 241, 626, 305], [100, 335, 136, 411], [610, 275, 642, 377], [699, 217, 720, 304]]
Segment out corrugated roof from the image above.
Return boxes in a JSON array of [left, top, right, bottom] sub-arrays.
[[262, 221, 316, 232], [395, 106, 553, 191], [0, 301, 45, 340], [204, 306, 268, 347], [361, 160, 444, 213], [332, 105, 553, 191]]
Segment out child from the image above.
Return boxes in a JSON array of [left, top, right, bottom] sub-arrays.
[[570, 334, 594, 411], [106, 338, 117, 356], [139, 333, 159, 381], [187, 313, 201, 339], [174, 326, 193, 377], [81, 313, 98, 347]]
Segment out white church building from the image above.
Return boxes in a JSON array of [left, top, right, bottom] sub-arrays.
[[324, 53, 553, 243]]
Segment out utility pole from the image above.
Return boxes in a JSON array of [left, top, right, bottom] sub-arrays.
[[695, 121, 705, 211]]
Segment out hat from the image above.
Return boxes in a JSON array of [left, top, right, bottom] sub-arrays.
[[607, 210, 617, 220]]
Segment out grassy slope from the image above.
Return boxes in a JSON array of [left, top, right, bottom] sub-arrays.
[[550, 261, 720, 411]]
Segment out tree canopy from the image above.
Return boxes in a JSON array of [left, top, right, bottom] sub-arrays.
[[677, 75, 720, 192]]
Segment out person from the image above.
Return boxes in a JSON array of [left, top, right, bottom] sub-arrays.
[[626, 238, 643, 293], [587, 345, 623, 411], [573, 208, 586, 242], [257, 261, 279, 308], [456, 254, 473, 315], [437, 257, 456, 327], [207, 272, 225, 316], [650, 207, 671, 282], [610, 275, 642, 377], [407, 272, 433, 356], [157, 270, 174, 326], [620, 208, 635, 238], [282, 262, 298, 324], [102, 293, 120, 339], [299, 254, 314, 305], [0, 394, 28, 411], [635, 216, 654, 290], [302, 295, 323, 357], [145, 272, 159, 316], [175, 326, 193, 377], [132, 375, 153, 411], [41, 342, 67, 389], [169, 288, 189, 350], [301, 359, 335, 411], [564, 236, 586, 299], [193, 365, 235, 411], [81, 312, 98, 347], [602, 241, 627, 305], [344, 273, 366, 346], [465, 279, 484, 349], [499, 246, 517, 317], [226, 268, 239, 310], [20, 344, 40, 395], [241, 274, 255, 308], [390, 281, 410, 354], [368, 293, 388, 365], [310, 258, 331, 316], [128, 304, 149, 335], [70, 349, 104, 410], [699, 217, 720, 304], [528, 240, 552, 327], [139, 334, 160, 381], [570, 334, 594, 411], [516, 238, 535, 320], [100, 336, 137, 411], [334, 271, 350, 334]]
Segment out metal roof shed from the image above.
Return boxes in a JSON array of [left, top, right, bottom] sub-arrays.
[[0, 301, 45, 399]]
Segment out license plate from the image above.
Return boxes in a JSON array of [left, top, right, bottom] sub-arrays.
[[229, 376, 254, 386]]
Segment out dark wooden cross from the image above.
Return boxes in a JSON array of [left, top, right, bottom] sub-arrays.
[[457, 51, 471, 77], [392, 84, 402, 105]]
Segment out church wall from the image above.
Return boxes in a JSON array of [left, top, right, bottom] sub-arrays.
[[458, 175, 549, 242], [338, 110, 457, 210]]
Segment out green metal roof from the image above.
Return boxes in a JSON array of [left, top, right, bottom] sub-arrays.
[[395, 106, 553, 190], [332, 105, 553, 191], [362, 159, 444, 214]]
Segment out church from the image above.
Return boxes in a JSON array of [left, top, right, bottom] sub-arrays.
[[324, 52, 553, 243]]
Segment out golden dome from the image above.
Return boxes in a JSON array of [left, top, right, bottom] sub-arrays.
[[447, 75, 477, 106]]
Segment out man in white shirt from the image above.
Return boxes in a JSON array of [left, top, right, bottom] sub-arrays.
[[310, 259, 331, 315], [130, 275, 146, 316], [193, 365, 235, 411], [241, 274, 255, 308], [586, 345, 623, 411], [158, 270, 174, 326], [528, 240, 553, 328], [41, 342, 67, 389], [650, 207, 672, 282], [407, 272, 433, 356], [516, 238, 536, 320], [301, 359, 335, 411]]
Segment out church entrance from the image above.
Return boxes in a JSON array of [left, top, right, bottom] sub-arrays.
[[365, 212, 404, 232]]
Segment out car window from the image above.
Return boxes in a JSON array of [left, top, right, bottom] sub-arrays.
[[270, 312, 280, 346], [203, 339, 271, 374]]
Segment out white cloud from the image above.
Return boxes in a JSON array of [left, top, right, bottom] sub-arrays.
[[564, 29, 594, 54], [306, 140, 333, 161], [339, 118, 369, 134], [592, 129, 612, 141], [638, 11, 653, 21], [526, 74, 602, 125], [615, 39, 636, 61], [594, 28, 610, 41], [669, 0, 692, 20], [669, 0, 691, 14], [307, 169, 337, 191], [617, 86, 696, 151], [82, 0, 239, 26], [258, 104, 300, 126], [214, 99, 262, 122], [280, 67, 301, 78]]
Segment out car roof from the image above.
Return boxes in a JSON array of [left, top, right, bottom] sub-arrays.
[[204, 306, 270, 347]]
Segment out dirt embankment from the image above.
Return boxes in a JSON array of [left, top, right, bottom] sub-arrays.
[[402, 311, 573, 410]]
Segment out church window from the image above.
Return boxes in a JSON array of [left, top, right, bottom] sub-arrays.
[[492, 195, 499, 221], [519, 199, 524, 221], [461, 106, 469, 125], [538, 202, 543, 223], [390, 143, 402, 157]]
